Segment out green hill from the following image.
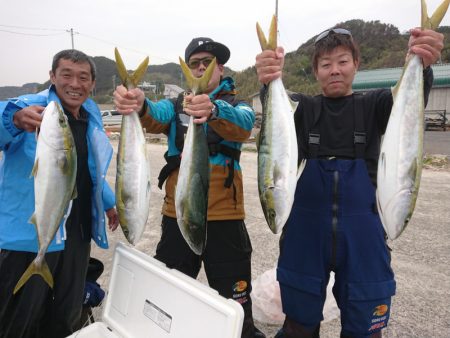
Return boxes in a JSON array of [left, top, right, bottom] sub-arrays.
[[1, 20, 449, 102], [232, 20, 450, 100]]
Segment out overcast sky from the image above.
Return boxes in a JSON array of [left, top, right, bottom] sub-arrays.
[[0, 0, 448, 87]]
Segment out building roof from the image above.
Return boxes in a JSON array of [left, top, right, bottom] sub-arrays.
[[163, 84, 183, 94], [353, 62, 450, 90]]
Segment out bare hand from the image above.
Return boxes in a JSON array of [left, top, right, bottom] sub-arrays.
[[408, 28, 444, 68], [13, 106, 45, 132], [183, 94, 214, 124], [113, 85, 146, 115], [105, 208, 119, 231], [255, 47, 285, 85]]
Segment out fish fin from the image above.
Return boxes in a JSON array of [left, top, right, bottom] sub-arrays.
[[255, 131, 261, 151], [71, 185, 78, 200], [256, 15, 277, 51], [179, 57, 217, 95], [28, 213, 37, 226], [179, 57, 196, 92], [422, 0, 450, 29], [297, 159, 307, 180], [380, 152, 387, 177], [114, 48, 129, 86], [13, 258, 54, 294], [30, 158, 39, 178], [197, 57, 217, 94], [58, 155, 69, 174], [130, 56, 150, 88], [35, 126, 40, 141], [408, 157, 418, 179], [115, 48, 149, 89]]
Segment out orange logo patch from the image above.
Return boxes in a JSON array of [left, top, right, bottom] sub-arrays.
[[233, 281, 248, 292], [373, 304, 388, 316]]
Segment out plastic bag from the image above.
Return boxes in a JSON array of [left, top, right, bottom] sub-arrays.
[[252, 268, 340, 325], [252, 268, 285, 324]]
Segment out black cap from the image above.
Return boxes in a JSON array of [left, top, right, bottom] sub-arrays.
[[184, 37, 230, 65]]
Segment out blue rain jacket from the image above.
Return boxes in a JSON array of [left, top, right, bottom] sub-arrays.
[[0, 86, 115, 252]]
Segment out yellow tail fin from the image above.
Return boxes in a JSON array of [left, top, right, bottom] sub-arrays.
[[179, 57, 217, 95], [256, 15, 278, 51], [422, 0, 450, 29], [13, 257, 54, 294], [114, 47, 149, 89]]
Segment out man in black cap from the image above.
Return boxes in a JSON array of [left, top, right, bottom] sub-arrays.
[[114, 37, 265, 338]]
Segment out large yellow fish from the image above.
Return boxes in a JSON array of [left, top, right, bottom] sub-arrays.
[[114, 48, 151, 245], [377, 0, 449, 239]]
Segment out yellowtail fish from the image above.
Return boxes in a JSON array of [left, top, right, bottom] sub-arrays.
[[114, 48, 151, 245], [377, 0, 449, 240], [174, 57, 216, 254], [14, 101, 77, 294], [256, 15, 304, 234]]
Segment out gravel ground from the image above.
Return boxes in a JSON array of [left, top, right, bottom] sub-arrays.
[[89, 135, 450, 338]]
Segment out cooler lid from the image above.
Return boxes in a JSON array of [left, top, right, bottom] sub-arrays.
[[102, 242, 244, 338]]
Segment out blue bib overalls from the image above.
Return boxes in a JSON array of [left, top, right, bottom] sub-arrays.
[[277, 96, 396, 337]]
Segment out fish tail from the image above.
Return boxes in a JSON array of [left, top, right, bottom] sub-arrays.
[[179, 57, 217, 95], [13, 257, 54, 294], [114, 47, 149, 89], [256, 15, 277, 51], [422, 0, 450, 29]]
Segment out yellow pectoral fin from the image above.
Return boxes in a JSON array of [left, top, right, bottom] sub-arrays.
[[71, 185, 78, 200], [28, 213, 37, 226], [30, 158, 39, 178]]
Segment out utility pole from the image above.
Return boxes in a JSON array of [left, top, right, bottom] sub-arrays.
[[66, 28, 75, 49]]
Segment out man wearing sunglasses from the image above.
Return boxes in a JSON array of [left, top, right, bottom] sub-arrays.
[[114, 37, 265, 338], [255, 27, 444, 338]]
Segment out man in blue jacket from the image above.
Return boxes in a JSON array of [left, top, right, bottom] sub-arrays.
[[0, 49, 119, 338]]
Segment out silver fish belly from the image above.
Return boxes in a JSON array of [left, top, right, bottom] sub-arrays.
[[258, 78, 300, 234], [377, 55, 424, 240], [14, 101, 77, 293], [175, 116, 209, 255], [116, 112, 151, 245]]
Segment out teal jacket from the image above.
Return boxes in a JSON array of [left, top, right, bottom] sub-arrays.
[[0, 86, 115, 252], [139, 77, 255, 220]]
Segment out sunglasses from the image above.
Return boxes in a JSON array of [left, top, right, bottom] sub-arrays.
[[314, 28, 352, 44], [187, 57, 215, 69]]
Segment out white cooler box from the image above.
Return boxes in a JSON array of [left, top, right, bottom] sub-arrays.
[[68, 242, 243, 338]]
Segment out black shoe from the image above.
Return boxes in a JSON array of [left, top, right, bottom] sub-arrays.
[[274, 328, 284, 338], [254, 326, 266, 338]]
